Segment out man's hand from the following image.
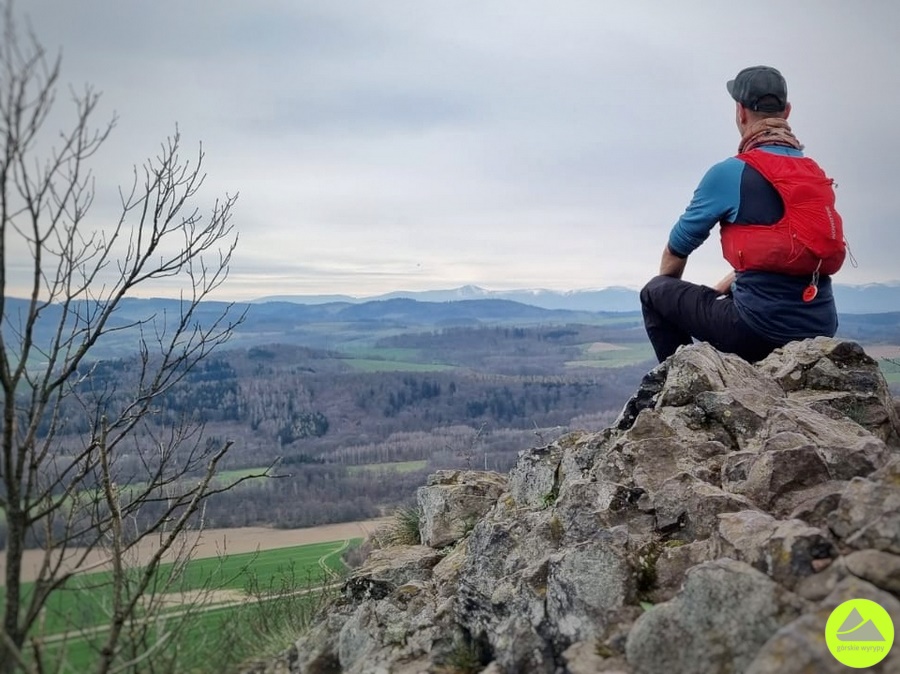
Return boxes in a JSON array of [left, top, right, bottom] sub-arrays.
[[659, 246, 687, 279], [713, 271, 736, 295]]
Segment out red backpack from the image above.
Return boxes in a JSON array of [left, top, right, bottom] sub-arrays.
[[720, 149, 846, 276]]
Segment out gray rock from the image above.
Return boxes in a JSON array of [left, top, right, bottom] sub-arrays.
[[431, 539, 468, 597], [417, 470, 506, 548], [793, 556, 849, 602], [801, 389, 900, 445], [824, 574, 900, 608], [844, 549, 900, 594], [343, 545, 444, 601], [488, 615, 555, 674], [722, 445, 831, 509], [625, 559, 808, 674], [648, 472, 756, 540], [622, 408, 678, 441], [554, 479, 651, 542], [759, 338, 875, 392], [508, 444, 562, 509], [657, 344, 781, 408], [558, 429, 612, 480], [337, 603, 381, 671], [546, 535, 635, 642], [828, 473, 900, 554], [592, 434, 694, 494], [454, 507, 557, 657], [648, 539, 712, 603], [779, 480, 847, 526], [693, 388, 777, 451], [275, 338, 900, 674], [746, 576, 900, 674], [759, 337, 900, 445], [615, 363, 668, 430], [712, 511, 835, 587], [293, 609, 350, 674], [743, 604, 851, 674], [563, 640, 633, 674], [764, 400, 890, 480]]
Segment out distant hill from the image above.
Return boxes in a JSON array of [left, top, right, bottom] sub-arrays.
[[255, 282, 900, 314], [256, 285, 641, 312], [5, 286, 899, 363], [832, 282, 900, 314], [2, 295, 643, 359]]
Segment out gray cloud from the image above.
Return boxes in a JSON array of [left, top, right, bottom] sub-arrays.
[[11, 0, 900, 300]]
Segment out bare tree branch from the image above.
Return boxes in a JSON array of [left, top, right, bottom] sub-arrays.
[[0, 3, 246, 671]]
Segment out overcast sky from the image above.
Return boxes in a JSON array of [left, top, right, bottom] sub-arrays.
[[13, 1, 900, 300]]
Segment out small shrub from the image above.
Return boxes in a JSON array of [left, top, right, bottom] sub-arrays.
[[434, 634, 484, 674], [633, 540, 662, 601], [595, 640, 615, 658], [548, 515, 564, 545], [343, 538, 374, 568], [386, 505, 422, 546]]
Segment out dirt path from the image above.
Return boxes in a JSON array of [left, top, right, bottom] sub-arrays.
[[318, 539, 351, 581], [1, 518, 389, 586]]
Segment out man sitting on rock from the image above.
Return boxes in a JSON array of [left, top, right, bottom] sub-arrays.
[[641, 65, 845, 363]]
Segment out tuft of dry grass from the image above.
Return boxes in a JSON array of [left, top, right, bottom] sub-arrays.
[[382, 505, 422, 546]]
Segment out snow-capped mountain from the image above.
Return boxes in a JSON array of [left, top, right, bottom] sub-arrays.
[[254, 282, 900, 314]]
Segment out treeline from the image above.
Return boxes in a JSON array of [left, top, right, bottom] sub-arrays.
[[203, 465, 426, 529], [16, 329, 649, 539], [61, 341, 645, 473]]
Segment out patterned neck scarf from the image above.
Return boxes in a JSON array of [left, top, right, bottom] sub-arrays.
[[738, 118, 803, 154]]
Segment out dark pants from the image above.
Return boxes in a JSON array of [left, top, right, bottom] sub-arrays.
[[640, 275, 782, 363]]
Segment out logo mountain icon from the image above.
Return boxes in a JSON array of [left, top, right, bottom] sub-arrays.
[[836, 607, 886, 642]]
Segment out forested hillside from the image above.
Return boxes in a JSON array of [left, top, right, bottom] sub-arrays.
[[4, 300, 899, 547], [2, 322, 650, 547]]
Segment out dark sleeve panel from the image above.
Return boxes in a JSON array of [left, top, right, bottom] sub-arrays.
[[735, 164, 784, 225]]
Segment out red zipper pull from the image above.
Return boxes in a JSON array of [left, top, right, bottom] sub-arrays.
[[803, 266, 821, 303]]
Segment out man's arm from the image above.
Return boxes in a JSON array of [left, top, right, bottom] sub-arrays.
[[659, 245, 687, 278], [712, 270, 736, 294], [665, 159, 743, 271]]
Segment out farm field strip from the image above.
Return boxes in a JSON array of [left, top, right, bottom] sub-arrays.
[[346, 460, 429, 474], [37, 572, 343, 672], [344, 358, 456, 372], [566, 342, 655, 368], [2, 518, 389, 585], [3, 538, 359, 640]]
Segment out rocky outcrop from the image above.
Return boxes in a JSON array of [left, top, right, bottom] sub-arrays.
[[264, 338, 900, 673], [417, 470, 508, 548]]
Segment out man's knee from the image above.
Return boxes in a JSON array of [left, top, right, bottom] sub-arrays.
[[640, 275, 673, 308]]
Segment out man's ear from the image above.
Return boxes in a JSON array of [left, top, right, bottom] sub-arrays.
[[736, 102, 749, 125], [783, 102, 792, 120]]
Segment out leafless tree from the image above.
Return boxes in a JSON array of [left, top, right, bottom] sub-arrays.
[[0, 3, 257, 671]]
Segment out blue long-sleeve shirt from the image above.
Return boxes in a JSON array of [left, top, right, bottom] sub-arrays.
[[667, 145, 838, 343]]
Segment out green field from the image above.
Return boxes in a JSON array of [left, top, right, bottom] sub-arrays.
[[335, 345, 458, 372], [343, 357, 456, 372], [213, 466, 274, 486], [879, 358, 900, 384], [3, 538, 356, 672], [340, 346, 425, 361], [346, 460, 429, 475], [566, 342, 655, 368]]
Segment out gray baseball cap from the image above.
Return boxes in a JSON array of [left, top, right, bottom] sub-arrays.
[[726, 66, 788, 112]]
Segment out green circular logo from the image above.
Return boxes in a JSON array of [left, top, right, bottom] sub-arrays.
[[825, 598, 895, 668]]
